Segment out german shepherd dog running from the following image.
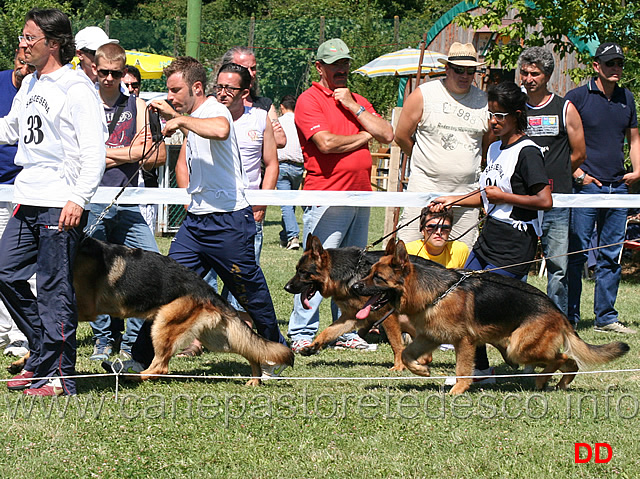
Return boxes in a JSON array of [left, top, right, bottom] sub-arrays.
[[71, 237, 293, 385], [284, 234, 415, 370], [352, 239, 630, 394]]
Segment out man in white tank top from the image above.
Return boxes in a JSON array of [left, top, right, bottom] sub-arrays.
[[395, 42, 492, 250]]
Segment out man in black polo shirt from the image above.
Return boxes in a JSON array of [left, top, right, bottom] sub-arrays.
[[565, 42, 640, 334], [519, 47, 586, 318]]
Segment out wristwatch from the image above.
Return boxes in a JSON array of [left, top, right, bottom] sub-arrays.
[[355, 105, 366, 117], [574, 172, 586, 185]]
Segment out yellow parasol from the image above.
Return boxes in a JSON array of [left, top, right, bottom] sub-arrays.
[[72, 50, 175, 79], [124, 51, 174, 79]]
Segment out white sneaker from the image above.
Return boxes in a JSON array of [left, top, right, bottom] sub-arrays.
[[286, 237, 300, 250], [439, 343, 455, 351], [4, 340, 29, 357], [444, 367, 496, 386], [290, 338, 312, 353], [444, 375, 457, 386], [594, 321, 636, 334], [261, 362, 289, 379], [332, 337, 378, 351]]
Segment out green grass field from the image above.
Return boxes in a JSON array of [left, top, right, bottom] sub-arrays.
[[1, 206, 639, 478]]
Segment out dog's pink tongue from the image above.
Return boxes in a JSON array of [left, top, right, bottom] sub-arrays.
[[302, 297, 311, 309], [356, 304, 372, 320]]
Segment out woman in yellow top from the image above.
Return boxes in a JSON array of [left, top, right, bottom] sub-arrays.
[[402, 208, 469, 352], [405, 208, 469, 268]]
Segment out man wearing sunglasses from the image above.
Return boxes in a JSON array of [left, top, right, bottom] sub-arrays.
[[518, 47, 586, 319], [122, 64, 165, 235], [123, 65, 141, 96], [565, 42, 640, 334], [395, 42, 492, 251], [85, 43, 163, 362]]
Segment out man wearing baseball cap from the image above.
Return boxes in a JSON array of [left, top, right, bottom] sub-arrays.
[[75, 26, 119, 82], [565, 42, 640, 334], [287, 38, 393, 353], [395, 42, 492, 250]]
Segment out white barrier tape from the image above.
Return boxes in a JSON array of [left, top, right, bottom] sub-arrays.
[[3, 367, 637, 384], [113, 367, 640, 382], [1, 185, 640, 208]]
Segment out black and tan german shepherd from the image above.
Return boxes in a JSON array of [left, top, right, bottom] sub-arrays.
[[69, 237, 293, 385], [352, 239, 630, 394], [284, 234, 419, 370]]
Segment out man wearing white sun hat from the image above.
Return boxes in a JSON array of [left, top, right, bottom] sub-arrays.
[[75, 26, 119, 83], [395, 42, 493, 250]]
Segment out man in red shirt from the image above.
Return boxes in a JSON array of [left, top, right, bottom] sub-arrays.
[[288, 38, 393, 352]]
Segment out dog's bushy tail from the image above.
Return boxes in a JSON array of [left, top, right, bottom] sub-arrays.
[[564, 330, 629, 370], [225, 313, 294, 368]]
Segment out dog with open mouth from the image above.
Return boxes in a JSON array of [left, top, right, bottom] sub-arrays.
[[284, 234, 427, 370], [352, 239, 630, 394]]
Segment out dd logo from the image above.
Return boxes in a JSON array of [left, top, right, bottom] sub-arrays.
[[574, 443, 612, 463]]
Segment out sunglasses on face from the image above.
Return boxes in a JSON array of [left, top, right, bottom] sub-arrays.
[[603, 59, 624, 68], [424, 223, 452, 233], [124, 82, 140, 89], [450, 65, 476, 75], [488, 111, 510, 121], [97, 69, 123, 79]]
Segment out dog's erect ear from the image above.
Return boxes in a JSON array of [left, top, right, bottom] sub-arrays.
[[309, 234, 324, 256], [394, 240, 411, 273], [384, 238, 397, 256]]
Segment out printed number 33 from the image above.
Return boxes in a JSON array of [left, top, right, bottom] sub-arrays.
[[24, 115, 44, 144]]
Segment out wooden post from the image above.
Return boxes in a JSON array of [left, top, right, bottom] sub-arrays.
[[104, 15, 110, 36], [383, 107, 404, 247], [415, 32, 428, 87]]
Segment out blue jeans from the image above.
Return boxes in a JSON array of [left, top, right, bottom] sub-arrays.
[[86, 203, 160, 352], [277, 162, 304, 243], [540, 207, 570, 315], [287, 206, 370, 342], [567, 182, 628, 327]]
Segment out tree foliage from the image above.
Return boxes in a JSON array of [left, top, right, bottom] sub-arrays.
[[456, 0, 640, 94], [0, 0, 72, 70]]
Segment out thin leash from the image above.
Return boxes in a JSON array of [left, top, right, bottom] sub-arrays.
[[364, 188, 485, 251], [360, 189, 486, 327], [369, 270, 478, 331], [84, 125, 165, 239], [420, 237, 640, 306], [479, 235, 640, 276]]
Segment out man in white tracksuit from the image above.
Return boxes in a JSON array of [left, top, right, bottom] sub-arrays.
[[0, 8, 106, 396]]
